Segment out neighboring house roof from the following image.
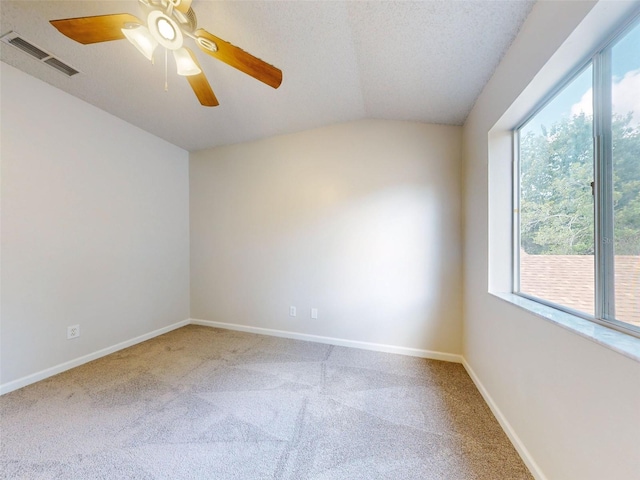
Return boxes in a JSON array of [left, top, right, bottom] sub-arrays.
[[520, 253, 640, 327]]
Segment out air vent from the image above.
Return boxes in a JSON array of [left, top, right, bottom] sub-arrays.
[[7, 36, 49, 59], [44, 57, 79, 76], [0, 31, 80, 77]]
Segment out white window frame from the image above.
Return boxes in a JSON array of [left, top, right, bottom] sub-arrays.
[[513, 14, 640, 339]]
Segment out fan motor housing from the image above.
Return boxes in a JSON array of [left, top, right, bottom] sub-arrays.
[[139, 0, 197, 32]]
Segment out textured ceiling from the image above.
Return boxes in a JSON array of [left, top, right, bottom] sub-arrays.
[[1, 1, 535, 151]]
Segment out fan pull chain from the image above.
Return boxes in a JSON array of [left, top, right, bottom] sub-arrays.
[[164, 49, 168, 92]]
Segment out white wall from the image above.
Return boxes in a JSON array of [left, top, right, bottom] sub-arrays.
[[463, 1, 640, 479], [190, 120, 463, 354], [0, 64, 190, 387]]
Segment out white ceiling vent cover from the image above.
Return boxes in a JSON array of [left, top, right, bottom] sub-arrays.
[[1, 31, 80, 77]]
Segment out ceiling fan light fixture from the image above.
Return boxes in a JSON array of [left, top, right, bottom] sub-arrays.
[[156, 18, 175, 41], [121, 24, 158, 61], [49, 3, 282, 107], [147, 10, 183, 50], [174, 47, 201, 76]]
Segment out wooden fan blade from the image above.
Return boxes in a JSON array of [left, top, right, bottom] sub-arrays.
[[195, 29, 282, 89], [185, 49, 219, 107], [50, 14, 142, 44], [175, 0, 193, 14]]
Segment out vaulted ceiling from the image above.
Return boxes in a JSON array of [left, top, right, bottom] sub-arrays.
[[1, 1, 535, 151]]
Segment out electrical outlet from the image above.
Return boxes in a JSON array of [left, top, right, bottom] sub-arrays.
[[67, 324, 80, 339], [311, 308, 318, 319], [289, 306, 297, 317]]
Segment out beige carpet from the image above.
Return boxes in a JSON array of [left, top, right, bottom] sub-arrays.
[[1, 325, 532, 479]]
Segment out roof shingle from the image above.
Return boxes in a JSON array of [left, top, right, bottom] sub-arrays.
[[520, 252, 640, 327]]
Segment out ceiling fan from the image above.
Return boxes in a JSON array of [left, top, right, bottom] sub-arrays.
[[49, 0, 283, 107]]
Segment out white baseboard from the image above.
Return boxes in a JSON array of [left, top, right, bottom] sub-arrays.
[[2, 316, 542, 479], [462, 358, 547, 480], [190, 318, 463, 363], [0, 319, 190, 395], [1, 318, 460, 395]]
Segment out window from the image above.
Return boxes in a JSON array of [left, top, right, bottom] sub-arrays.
[[515, 17, 640, 336]]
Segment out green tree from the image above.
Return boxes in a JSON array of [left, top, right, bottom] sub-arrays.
[[520, 112, 640, 255], [612, 112, 640, 255]]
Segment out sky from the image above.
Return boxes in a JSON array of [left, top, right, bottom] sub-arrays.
[[522, 19, 640, 134]]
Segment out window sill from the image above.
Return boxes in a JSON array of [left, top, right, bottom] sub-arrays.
[[492, 292, 640, 363]]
